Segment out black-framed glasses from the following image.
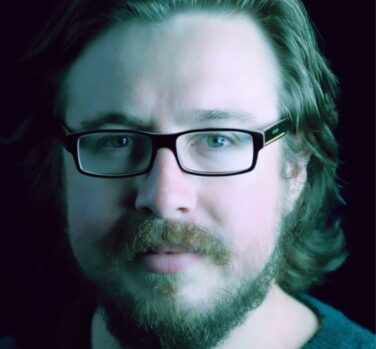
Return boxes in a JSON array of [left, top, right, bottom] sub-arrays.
[[57, 119, 289, 178]]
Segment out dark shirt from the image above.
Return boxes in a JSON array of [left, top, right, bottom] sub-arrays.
[[302, 296, 375, 349]]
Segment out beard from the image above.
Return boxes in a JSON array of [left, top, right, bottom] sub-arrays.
[[76, 215, 284, 349]]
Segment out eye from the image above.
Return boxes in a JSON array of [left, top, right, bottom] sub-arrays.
[[97, 135, 131, 149], [206, 134, 230, 148], [185, 132, 237, 152]]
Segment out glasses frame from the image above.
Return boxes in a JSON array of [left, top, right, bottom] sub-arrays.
[[57, 118, 290, 178]]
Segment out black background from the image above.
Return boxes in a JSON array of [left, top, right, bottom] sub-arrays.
[[1, 0, 375, 336]]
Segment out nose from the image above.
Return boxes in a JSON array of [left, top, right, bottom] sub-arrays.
[[135, 149, 197, 219]]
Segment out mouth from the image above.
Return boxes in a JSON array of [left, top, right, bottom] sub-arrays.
[[135, 244, 203, 273]]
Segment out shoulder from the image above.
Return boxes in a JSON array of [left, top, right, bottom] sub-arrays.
[[0, 337, 19, 349], [301, 295, 375, 349]]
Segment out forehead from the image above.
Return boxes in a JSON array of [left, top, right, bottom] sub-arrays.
[[64, 12, 281, 130]]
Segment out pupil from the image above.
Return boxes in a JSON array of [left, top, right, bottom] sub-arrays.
[[209, 136, 226, 147], [114, 136, 128, 146]]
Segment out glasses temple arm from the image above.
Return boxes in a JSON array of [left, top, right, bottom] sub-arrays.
[[263, 119, 290, 146]]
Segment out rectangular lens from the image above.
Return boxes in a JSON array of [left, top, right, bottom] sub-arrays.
[[77, 132, 152, 175], [177, 131, 254, 174]]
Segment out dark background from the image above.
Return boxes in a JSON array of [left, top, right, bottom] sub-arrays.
[[1, 0, 375, 337]]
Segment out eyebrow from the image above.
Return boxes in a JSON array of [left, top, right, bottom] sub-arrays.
[[80, 112, 150, 130], [79, 109, 256, 130], [191, 109, 256, 124]]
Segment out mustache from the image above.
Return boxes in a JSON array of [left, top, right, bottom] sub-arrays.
[[101, 215, 231, 266]]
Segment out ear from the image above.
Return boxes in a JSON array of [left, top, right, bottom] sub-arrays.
[[282, 153, 310, 213]]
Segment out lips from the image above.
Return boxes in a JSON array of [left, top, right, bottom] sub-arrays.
[[135, 244, 203, 273]]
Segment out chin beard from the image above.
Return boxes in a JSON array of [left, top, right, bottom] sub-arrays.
[[69, 217, 286, 349], [95, 246, 282, 349]]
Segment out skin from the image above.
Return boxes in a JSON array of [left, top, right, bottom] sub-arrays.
[[62, 12, 318, 349]]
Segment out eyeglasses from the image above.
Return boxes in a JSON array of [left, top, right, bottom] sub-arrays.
[[57, 119, 289, 178]]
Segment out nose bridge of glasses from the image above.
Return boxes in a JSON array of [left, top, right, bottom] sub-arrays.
[[151, 133, 178, 153], [148, 133, 180, 169]]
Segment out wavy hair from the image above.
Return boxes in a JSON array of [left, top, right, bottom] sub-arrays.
[[12, 0, 346, 296]]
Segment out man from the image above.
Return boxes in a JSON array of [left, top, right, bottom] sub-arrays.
[[2, 0, 374, 348]]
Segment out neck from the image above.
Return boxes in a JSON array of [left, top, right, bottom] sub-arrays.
[[91, 285, 319, 349], [91, 307, 124, 349], [215, 285, 319, 349]]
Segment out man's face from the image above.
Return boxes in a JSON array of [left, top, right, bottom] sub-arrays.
[[63, 12, 290, 348]]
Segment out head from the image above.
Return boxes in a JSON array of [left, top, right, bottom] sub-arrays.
[[17, 0, 346, 348]]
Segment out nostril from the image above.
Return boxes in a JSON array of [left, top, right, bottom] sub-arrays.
[[137, 206, 154, 216]]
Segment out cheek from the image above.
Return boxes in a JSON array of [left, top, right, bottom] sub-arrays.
[[200, 145, 283, 266], [63, 153, 134, 264]]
